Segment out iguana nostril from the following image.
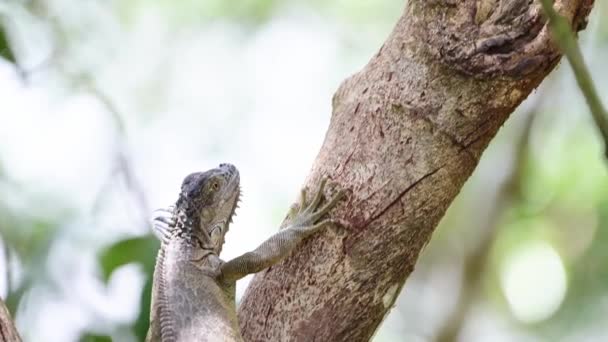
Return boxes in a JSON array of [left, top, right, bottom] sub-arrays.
[[219, 163, 237, 176]]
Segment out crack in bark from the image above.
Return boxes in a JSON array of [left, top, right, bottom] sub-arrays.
[[462, 111, 495, 144], [404, 105, 479, 161], [238, 1, 595, 341], [367, 164, 446, 226]]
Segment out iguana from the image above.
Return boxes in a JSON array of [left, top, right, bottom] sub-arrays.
[[146, 163, 344, 342]]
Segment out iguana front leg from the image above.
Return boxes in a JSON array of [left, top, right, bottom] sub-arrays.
[[220, 179, 344, 283]]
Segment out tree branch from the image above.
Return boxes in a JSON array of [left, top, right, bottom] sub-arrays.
[[238, 1, 595, 341], [539, 0, 608, 157], [0, 297, 21, 342]]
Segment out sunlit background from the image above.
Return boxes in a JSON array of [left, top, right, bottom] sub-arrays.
[[0, 0, 607, 341]]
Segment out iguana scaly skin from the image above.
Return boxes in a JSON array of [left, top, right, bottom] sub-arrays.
[[146, 163, 344, 342]]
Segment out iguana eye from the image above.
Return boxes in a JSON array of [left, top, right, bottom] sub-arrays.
[[211, 181, 220, 191]]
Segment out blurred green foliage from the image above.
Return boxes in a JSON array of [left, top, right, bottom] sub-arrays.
[[114, 0, 284, 25], [78, 333, 112, 342], [1, 0, 608, 341], [0, 17, 16, 63], [100, 236, 158, 340], [100, 236, 158, 283], [113, 0, 403, 28], [0, 184, 69, 314], [489, 125, 608, 336]]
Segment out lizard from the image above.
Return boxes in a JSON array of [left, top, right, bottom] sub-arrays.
[[146, 163, 344, 342]]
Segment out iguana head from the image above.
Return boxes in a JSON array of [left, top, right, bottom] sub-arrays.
[[175, 163, 240, 254]]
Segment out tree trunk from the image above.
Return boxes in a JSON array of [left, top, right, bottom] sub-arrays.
[[238, 1, 595, 341], [0, 298, 20, 342]]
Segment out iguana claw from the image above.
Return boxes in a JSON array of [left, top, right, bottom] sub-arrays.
[[287, 178, 345, 232]]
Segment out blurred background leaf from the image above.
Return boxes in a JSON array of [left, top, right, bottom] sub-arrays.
[[78, 333, 112, 342], [0, 17, 17, 63], [99, 236, 158, 283]]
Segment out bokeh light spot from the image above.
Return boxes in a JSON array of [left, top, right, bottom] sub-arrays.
[[500, 240, 567, 323]]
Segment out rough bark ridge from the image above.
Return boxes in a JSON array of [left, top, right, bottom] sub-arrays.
[[238, 1, 594, 341], [0, 298, 20, 342]]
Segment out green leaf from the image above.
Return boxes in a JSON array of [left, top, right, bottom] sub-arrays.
[[0, 19, 16, 63], [98, 236, 159, 338], [78, 333, 112, 342], [99, 235, 159, 282], [133, 274, 154, 341], [5, 281, 31, 316]]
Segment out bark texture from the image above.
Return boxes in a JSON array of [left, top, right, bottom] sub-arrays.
[[238, 1, 595, 341], [0, 298, 20, 342]]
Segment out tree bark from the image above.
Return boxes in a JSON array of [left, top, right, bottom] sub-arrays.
[[0, 298, 20, 342], [238, 1, 595, 341]]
